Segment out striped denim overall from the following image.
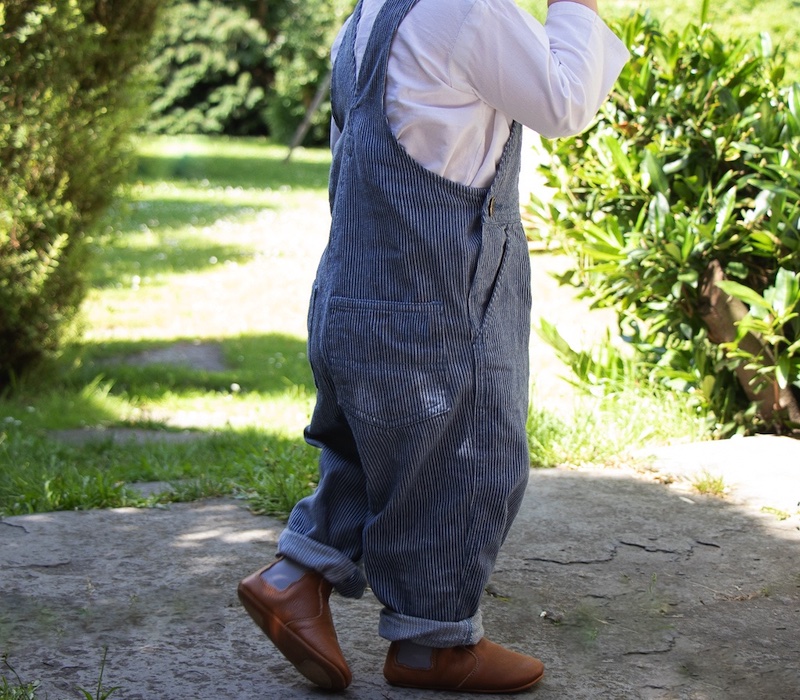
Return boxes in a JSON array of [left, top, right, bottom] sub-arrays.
[[278, 0, 532, 647]]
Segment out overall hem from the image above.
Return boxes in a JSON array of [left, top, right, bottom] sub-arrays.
[[278, 529, 367, 599], [378, 607, 484, 647]]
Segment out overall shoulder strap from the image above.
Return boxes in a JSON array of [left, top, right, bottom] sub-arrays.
[[355, 0, 420, 98], [330, 1, 363, 133]]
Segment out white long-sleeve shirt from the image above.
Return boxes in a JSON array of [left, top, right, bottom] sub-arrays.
[[331, 0, 629, 187]]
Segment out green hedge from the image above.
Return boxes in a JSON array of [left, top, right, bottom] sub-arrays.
[[0, 1, 159, 387], [264, 0, 351, 144]]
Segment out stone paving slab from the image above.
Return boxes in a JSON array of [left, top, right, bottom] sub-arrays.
[[639, 434, 800, 515], [1, 438, 799, 699]]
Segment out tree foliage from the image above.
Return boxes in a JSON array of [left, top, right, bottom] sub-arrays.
[[263, 0, 352, 144], [145, 0, 271, 135], [144, 0, 352, 142], [0, 1, 159, 386], [528, 12, 800, 434]]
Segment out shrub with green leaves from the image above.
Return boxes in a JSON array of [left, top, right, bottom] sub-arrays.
[[0, 1, 158, 387], [145, 0, 271, 135], [264, 0, 351, 144], [143, 0, 351, 143], [528, 11, 800, 434]]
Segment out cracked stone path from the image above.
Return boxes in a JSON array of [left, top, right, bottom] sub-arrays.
[[1, 440, 799, 699]]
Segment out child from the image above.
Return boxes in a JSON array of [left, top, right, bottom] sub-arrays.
[[238, 0, 628, 692]]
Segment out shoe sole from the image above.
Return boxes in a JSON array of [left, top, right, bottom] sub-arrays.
[[385, 670, 544, 694], [237, 585, 349, 691]]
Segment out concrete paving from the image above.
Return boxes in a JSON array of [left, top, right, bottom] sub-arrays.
[[1, 436, 799, 699]]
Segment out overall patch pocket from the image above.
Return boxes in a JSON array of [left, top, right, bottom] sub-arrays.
[[324, 297, 451, 430]]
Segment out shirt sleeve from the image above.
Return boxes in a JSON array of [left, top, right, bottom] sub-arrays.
[[450, 0, 629, 138]]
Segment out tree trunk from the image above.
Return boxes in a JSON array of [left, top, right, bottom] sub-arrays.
[[284, 70, 333, 161], [698, 259, 800, 427]]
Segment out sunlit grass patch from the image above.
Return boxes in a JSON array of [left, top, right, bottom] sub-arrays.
[[692, 471, 728, 497], [89, 218, 256, 290], [528, 383, 713, 469], [57, 332, 315, 423], [0, 136, 329, 518], [81, 137, 330, 344]]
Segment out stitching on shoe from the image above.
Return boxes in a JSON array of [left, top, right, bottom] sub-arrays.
[[457, 646, 481, 689]]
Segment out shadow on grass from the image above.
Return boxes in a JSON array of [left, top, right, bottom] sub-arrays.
[[90, 193, 266, 288], [134, 150, 330, 191], [91, 135, 334, 289], [111, 195, 269, 234], [1, 330, 320, 518], [67, 332, 314, 400], [88, 231, 254, 289]]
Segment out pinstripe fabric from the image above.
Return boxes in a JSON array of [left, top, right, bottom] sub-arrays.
[[277, 0, 532, 647]]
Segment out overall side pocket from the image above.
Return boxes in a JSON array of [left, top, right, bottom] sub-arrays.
[[324, 296, 452, 429]]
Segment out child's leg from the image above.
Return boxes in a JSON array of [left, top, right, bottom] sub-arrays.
[[276, 368, 371, 599]]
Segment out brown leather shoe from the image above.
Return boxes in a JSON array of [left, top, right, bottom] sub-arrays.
[[384, 638, 544, 693], [237, 560, 352, 691]]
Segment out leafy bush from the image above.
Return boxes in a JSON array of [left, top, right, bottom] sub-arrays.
[[528, 11, 800, 434], [264, 0, 351, 144], [143, 0, 350, 143], [145, 0, 271, 135], [0, 1, 159, 388]]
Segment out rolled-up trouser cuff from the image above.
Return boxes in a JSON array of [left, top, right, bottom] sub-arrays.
[[379, 607, 484, 647], [277, 529, 366, 599]]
